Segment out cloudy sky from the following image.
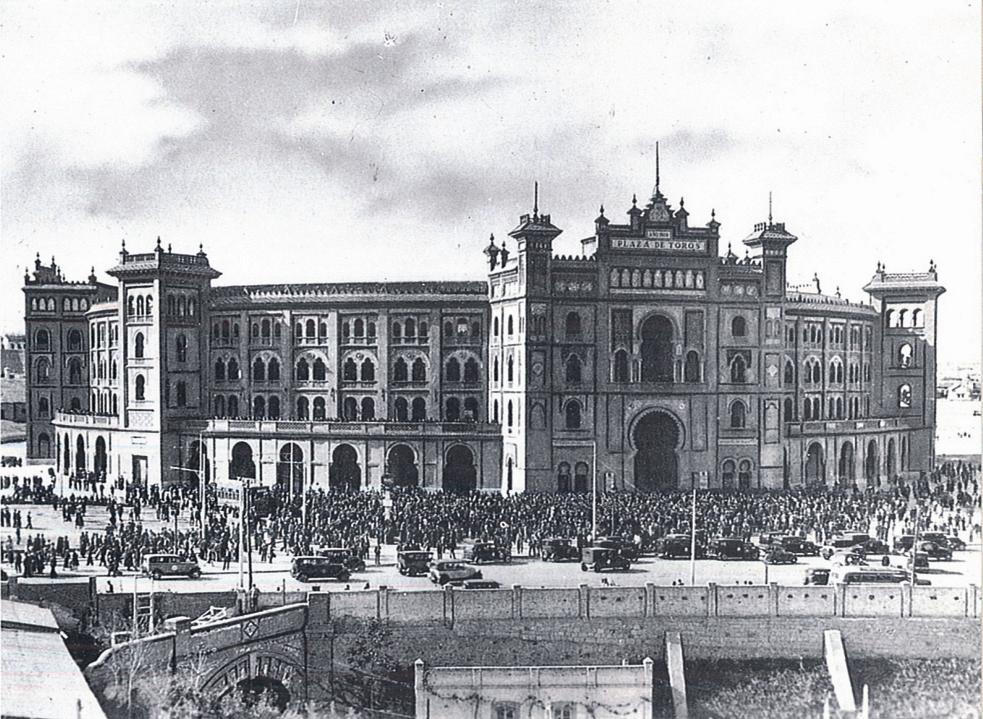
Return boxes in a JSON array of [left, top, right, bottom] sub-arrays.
[[2, 1, 980, 364]]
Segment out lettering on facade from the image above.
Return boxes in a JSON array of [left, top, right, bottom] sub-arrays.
[[612, 236, 706, 253]]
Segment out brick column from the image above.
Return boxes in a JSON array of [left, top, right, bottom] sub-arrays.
[[706, 583, 718, 617], [512, 585, 522, 619], [578, 583, 590, 619]]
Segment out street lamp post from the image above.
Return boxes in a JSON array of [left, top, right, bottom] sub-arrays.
[[381, 473, 394, 545]]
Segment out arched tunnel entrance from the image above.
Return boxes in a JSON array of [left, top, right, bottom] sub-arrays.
[[233, 676, 290, 712]]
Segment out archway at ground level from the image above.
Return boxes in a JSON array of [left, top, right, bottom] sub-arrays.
[[838, 442, 855, 484], [330, 444, 361, 492], [277, 443, 304, 497], [94, 436, 107, 476], [443, 445, 476, 493], [230, 442, 256, 480], [805, 442, 825, 485], [387, 444, 418, 488], [63, 434, 71, 475], [75, 435, 86, 475], [865, 439, 879, 485], [233, 677, 290, 712], [632, 411, 680, 491]]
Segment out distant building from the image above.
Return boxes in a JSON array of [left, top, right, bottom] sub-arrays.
[[414, 658, 655, 719], [1, 333, 26, 377], [21, 171, 944, 491], [0, 375, 26, 422]]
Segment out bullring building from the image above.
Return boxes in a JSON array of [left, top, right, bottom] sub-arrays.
[[22, 173, 944, 495]]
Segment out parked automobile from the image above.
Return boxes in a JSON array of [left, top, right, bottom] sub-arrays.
[[541, 537, 581, 562], [757, 532, 786, 548], [922, 532, 966, 551], [900, 551, 931, 570], [593, 536, 641, 561], [314, 547, 366, 573], [853, 537, 890, 555], [820, 536, 867, 560], [763, 547, 798, 565], [459, 580, 502, 590], [654, 534, 704, 559], [804, 567, 830, 586], [461, 541, 511, 564], [291, 556, 349, 583], [580, 546, 631, 573], [397, 549, 432, 576], [909, 541, 952, 561], [777, 536, 820, 556], [830, 550, 868, 566], [707, 537, 760, 560], [429, 561, 482, 585], [141, 554, 201, 580], [892, 535, 916, 554], [830, 566, 931, 585]]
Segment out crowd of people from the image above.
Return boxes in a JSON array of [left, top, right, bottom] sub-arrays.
[[1, 460, 979, 579]]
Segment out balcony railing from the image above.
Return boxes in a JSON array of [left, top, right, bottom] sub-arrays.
[[53, 411, 121, 428], [785, 416, 921, 436], [198, 418, 501, 437]]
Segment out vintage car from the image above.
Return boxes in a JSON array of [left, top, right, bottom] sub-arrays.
[[397, 549, 432, 576], [852, 537, 890, 556], [707, 537, 760, 560], [922, 532, 965, 551], [429, 561, 482, 585], [654, 534, 704, 559], [777, 536, 820, 556], [314, 547, 366, 573], [541, 537, 581, 562], [830, 566, 931, 585], [291, 556, 350, 582], [830, 550, 868, 566], [756, 532, 786, 548], [461, 541, 511, 564], [141, 554, 201, 580], [804, 567, 830, 586], [458, 580, 502, 590], [820, 536, 868, 560], [892, 534, 917, 554], [593, 536, 641, 561], [900, 551, 931, 570], [909, 541, 952, 561], [763, 547, 798, 565], [580, 546, 631, 573]]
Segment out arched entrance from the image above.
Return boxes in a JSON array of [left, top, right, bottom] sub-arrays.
[[75, 435, 86, 475], [187, 441, 211, 485], [632, 411, 680, 491], [63, 434, 71, 475], [640, 316, 674, 382], [886, 438, 897, 480], [387, 444, 418, 488], [230, 442, 256, 480], [443, 445, 477, 493], [865, 439, 879, 484], [94, 436, 107, 476], [329, 445, 361, 492], [805, 442, 825, 485], [277, 444, 304, 497], [838, 442, 855, 485], [234, 677, 290, 712]]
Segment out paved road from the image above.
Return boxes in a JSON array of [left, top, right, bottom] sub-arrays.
[[4, 505, 979, 597]]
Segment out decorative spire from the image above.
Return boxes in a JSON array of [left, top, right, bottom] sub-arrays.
[[599, 204, 605, 216], [711, 208, 716, 219], [679, 197, 685, 208], [768, 190, 773, 225], [167, 243, 172, 253], [533, 181, 539, 220], [632, 193, 637, 207], [155, 236, 162, 250], [655, 141, 660, 195]]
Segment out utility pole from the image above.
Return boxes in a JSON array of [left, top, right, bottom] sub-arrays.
[[591, 439, 598, 540], [198, 432, 206, 546], [238, 476, 244, 591], [690, 487, 697, 586]]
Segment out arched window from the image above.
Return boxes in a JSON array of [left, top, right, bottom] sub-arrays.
[[313, 397, 326, 420], [507, 356, 514, 382], [252, 357, 265, 381], [68, 358, 82, 384], [354, 319, 364, 337], [729, 401, 747, 428], [445, 397, 461, 421], [784, 360, 794, 385], [884, 309, 894, 328], [343, 358, 357, 381], [731, 316, 747, 337], [253, 396, 266, 418], [613, 350, 629, 382], [464, 357, 479, 383], [464, 397, 479, 420], [267, 397, 281, 419], [214, 395, 225, 417], [227, 358, 239, 380], [360, 358, 375, 382], [367, 321, 376, 338], [898, 384, 912, 408], [313, 358, 326, 381], [492, 399, 500, 423], [134, 332, 145, 358], [136, 296, 144, 316], [783, 397, 794, 423], [394, 397, 409, 421], [565, 354, 582, 383], [507, 315, 514, 335], [911, 309, 922, 327], [803, 399, 811, 421], [411, 397, 427, 421], [897, 309, 907, 328], [37, 396, 49, 418], [305, 319, 315, 337], [444, 321, 454, 338], [295, 358, 309, 381], [557, 462, 572, 493], [405, 318, 416, 337], [828, 361, 837, 383], [135, 374, 145, 400], [215, 358, 226, 381], [176, 381, 187, 407], [898, 343, 913, 368], [261, 319, 271, 338], [445, 357, 461, 382], [738, 460, 753, 489], [342, 321, 350, 339], [394, 357, 408, 382], [730, 354, 747, 383], [565, 312, 582, 337], [721, 460, 736, 489], [412, 357, 426, 382], [319, 321, 328, 337], [684, 350, 700, 383], [506, 400, 514, 428], [471, 321, 481, 339], [565, 400, 582, 429], [34, 328, 50, 351], [392, 322, 402, 340], [267, 358, 280, 381], [111, 360, 117, 380], [67, 329, 82, 352], [228, 395, 239, 417], [836, 397, 844, 419], [493, 317, 500, 337], [640, 315, 674, 382], [175, 334, 187, 362]]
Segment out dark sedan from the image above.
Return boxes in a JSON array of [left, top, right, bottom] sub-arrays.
[[708, 537, 760, 560], [763, 547, 798, 565]]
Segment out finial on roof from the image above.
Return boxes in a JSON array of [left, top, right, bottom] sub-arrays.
[[655, 141, 661, 195], [121, 239, 126, 250], [156, 236, 162, 250], [35, 252, 40, 261], [533, 181, 539, 219], [836, 286, 841, 298], [711, 208, 716, 219], [679, 196, 685, 207], [599, 204, 605, 216], [768, 190, 773, 225], [167, 243, 172, 253], [929, 259, 936, 274]]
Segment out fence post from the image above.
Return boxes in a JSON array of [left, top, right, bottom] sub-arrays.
[[706, 583, 718, 617]]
